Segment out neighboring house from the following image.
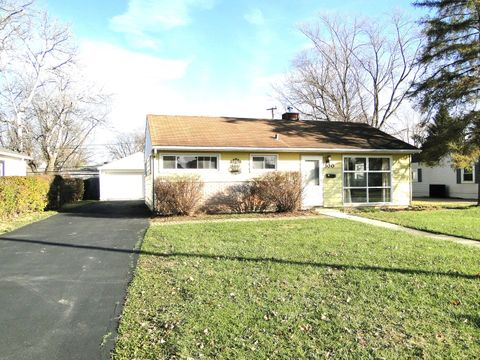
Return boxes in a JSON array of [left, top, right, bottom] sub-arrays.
[[144, 113, 419, 210], [98, 152, 145, 201], [0, 148, 32, 176], [412, 156, 479, 199]]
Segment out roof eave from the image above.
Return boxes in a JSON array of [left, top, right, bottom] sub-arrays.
[[0, 151, 33, 160], [151, 145, 420, 154]]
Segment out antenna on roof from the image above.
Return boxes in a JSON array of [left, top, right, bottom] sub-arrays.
[[266, 106, 277, 120]]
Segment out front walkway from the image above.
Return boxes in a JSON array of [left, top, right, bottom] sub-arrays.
[[0, 201, 149, 360], [316, 209, 480, 248]]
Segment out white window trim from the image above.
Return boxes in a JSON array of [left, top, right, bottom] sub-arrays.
[[461, 167, 475, 183], [249, 154, 278, 172], [342, 155, 393, 206], [0, 160, 4, 176], [159, 153, 221, 172]]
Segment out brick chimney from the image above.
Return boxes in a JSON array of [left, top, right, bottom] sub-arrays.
[[281, 107, 299, 120], [282, 112, 300, 121]]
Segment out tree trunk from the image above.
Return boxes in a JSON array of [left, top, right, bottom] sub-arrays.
[[477, 157, 480, 207], [477, 176, 479, 206]]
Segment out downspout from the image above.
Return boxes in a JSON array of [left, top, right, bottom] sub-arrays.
[[152, 149, 155, 212], [409, 154, 413, 206]]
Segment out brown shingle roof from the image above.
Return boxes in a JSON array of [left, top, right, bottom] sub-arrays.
[[147, 115, 418, 152]]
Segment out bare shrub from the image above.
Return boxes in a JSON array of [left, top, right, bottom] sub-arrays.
[[252, 171, 303, 212], [203, 183, 269, 214], [154, 175, 204, 216]]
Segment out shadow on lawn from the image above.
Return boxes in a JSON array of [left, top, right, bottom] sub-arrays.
[[0, 235, 478, 280]]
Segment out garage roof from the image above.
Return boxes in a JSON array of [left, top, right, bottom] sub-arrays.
[[99, 152, 144, 171]]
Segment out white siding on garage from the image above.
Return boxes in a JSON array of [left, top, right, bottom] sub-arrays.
[[98, 152, 145, 201], [100, 171, 144, 201]]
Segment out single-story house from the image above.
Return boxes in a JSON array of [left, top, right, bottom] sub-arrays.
[[98, 152, 145, 201], [412, 156, 479, 199], [144, 112, 420, 210], [0, 148, 32, 176]]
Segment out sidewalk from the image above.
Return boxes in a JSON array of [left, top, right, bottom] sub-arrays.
[[316, 209, 480, 248]]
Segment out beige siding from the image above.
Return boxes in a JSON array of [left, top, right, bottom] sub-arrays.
[[322, 154, 343, 207], [392, 154, 412, 206]]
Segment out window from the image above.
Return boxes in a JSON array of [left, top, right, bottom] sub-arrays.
[[412, 168, 422, 183], [462, 167, 474, 183], [251, 155, 277, 170], [0, 161, 4, 176], [162, 155, 218, 170], [343, 157, 392, 204]]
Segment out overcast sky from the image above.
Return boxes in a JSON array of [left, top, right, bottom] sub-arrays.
[[41, 0, 424, 159]]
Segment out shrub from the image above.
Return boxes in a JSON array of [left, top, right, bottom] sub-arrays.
[[203, 183, 269, 214], [61, 177, 85, 203], [252, 171, 303, 212], [0, 176, 52, 218], [154, 175, 204, 215], [47, 175, 84, 210]]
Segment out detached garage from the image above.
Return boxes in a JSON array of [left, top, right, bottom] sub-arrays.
[[99, 152, 145, 201]]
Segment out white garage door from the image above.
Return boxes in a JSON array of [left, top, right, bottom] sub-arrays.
[[100, 171, 145, 201]]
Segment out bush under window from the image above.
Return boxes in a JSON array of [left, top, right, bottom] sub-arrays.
[[154, 175, 204, 215]]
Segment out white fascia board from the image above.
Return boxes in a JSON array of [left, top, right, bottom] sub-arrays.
[[151, 146, 421, 154], [0, 151, 33, 160]]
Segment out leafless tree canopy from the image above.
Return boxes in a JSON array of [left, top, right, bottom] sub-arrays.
[[0, 1, 31, 52], [107, 130, 145, 160], [0, 2, 110, 172], [276, 14, 423, 129]]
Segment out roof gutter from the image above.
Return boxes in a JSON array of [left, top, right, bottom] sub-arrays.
[[151, 146, 421, 154]]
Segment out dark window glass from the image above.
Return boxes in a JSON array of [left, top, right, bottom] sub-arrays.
[[344, 173, 367, 187], [368, 158, 390, 171], [163, 156, 176, 169], [177, 156, 197, 169], [463, 168, 473, 182], [344, 157, 366, 171], [252, 155, 276, 169], [264, 156, 276, 169], [368, 173, 391, 187], [368, 188, 391, 203], [344, 188, 367, 203], [198, 156, 218, 169]]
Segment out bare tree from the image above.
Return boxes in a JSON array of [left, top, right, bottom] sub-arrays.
[[0, 0, 31, 52], [0, 9, 76, 152], [276, 14, 423, 129], [0, 4, 110, 172], [30, 77, 110, 172], [107, 130, 145, 160]]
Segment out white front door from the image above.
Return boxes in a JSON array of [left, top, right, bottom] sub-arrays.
[[301, 156, 323, 208]]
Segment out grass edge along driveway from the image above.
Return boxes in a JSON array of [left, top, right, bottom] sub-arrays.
[[352, 206, 480, 241], [0, 211, 56, 234], [113, 217, 480, 359]]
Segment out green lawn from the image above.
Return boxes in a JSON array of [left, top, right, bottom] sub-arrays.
[[0, 211, 56, 234], [114, 218, 480, 359], [355, 206, 480, 241]]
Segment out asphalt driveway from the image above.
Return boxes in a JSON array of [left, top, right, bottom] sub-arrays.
[[0, 201, 149, 360]]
